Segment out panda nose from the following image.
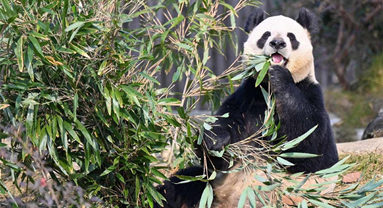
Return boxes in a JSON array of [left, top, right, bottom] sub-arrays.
[[269, 39, 286, 49]]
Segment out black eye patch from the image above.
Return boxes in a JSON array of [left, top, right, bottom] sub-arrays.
[[257, 31, 271, 49], [287, 32, 300, 50]]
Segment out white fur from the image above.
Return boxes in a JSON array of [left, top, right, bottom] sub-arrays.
[[244, 16, 318, 84]]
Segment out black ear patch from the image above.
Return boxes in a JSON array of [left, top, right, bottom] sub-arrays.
[[296, 8, 319, 34], [245, 8, 267, 33]]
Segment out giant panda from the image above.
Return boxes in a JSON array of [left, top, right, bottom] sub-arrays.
[[154, 8, 339, 208]]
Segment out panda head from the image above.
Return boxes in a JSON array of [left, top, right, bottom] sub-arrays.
[[244, 8, 318, 83]]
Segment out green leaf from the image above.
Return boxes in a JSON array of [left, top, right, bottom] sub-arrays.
[[247, 187, 256, 208], [363, 201, 383, 208], [63, 121, 81, 144], [342, 192, 377, 207], [116, 173, 125, 183], [278, 125, 318, 151], [277, 156, 295, 166], [221, 113, 229, 118], [97, 60, 108, 75], [230, 13, 236, 28], [28, 31, 49, 40], [57, 46, 76, 54], [70, 43, 90, 58], [85, 141, 90, 173], [203, 122, 212, 131], [135, 176, 140, 201], [26, 43, 34, 80], [175, 174, 206, 183], [174, 42, 193, 51], [231, 70, 249, 81], [15, 36, 24, 72], [254, 183, 281, 191], [172, 68, 181, 83], [28, 36, 44, 58], [169, 15, 184, 29], [148, 184, 165, 207], [177, 107, 186, 119], [0, 180, 17, 206], [158, 98, 181, 105], [161, 30, 170, 46], [151, 168, 167, 180], [238, 187, 248, 208], [65, 21, 85, 32], [199, 184, 213, 208], [279, 152, 319, 158], [75, 120, 95, 149], [73, 92, 78, 120], [255, 61, 270, 87], [308, 199, 336, 208], [139, 72, 160, 85], [254, 62, 265, 72], [357, 178, 383, 193], [100, 165, 116, 176], [208, 171, 217, 180], [193, 0, 202, 13], [208, 149, 225, 157], [197, 129, 204, 145], [315, 164, 351, 175], [56, 116, 67, 151], [203, 49, 209, 65]]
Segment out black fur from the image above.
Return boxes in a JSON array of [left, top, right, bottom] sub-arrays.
[[202, 65, 338, 172], [257, 31, 271, 49], [362, 111, 383, 140], [245, 8, 267, 33], [296, 8, 319, 34], [155, 65, 339, 207], [287, 32, 300, 50], [154, 9, 337, 208], [154, 167, 206, 208]]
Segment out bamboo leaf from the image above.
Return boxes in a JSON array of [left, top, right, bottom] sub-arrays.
[[100, 165, 116, 176], [75, 120, 95, 149], [139, 72, 160, 85], [15, 36, 24, 72], [255, 61, 270, 87], [73, 92, 78, 120], [28, 36, 44, 58], [278, 125, 318, 151], [65, 21, 85, 32], [277, 156, 295, 166], [279, 152, 320, 158], [70, 43, 90, 58], [247, 187, 257, 208], [238, 187, 248, 208], [308, 199, 336, 208], [28, 31, 49, 40]]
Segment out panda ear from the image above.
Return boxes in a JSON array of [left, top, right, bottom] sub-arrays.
[[245, 8, 267, 33], [296, 8, 319, 34]]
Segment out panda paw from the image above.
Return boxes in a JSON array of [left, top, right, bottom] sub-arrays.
[[203, 126, 231, 151], [268, 65, 294, 91]]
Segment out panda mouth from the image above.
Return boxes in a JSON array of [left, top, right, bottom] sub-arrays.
[[270, 53, 288, 66]]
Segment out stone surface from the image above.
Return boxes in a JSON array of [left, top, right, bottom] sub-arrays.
[[342, 172, 362, 183], [337, 137, 383, 153]]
